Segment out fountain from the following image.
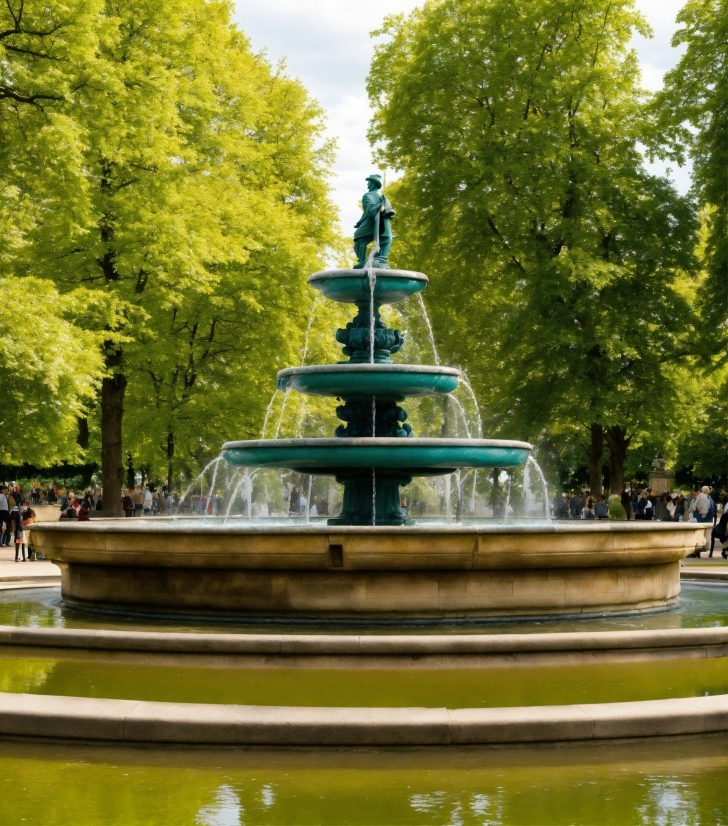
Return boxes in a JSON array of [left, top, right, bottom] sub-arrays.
[[30, 178, 705, 620], [1, 177, 724, 801]]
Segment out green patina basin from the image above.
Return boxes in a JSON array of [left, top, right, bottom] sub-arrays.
[[276, 364, 460, 399], [307, 268, 428, 305], [221, 437, 532, 476]]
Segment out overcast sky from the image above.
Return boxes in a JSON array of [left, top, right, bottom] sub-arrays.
[[232, 0, 690, 232]]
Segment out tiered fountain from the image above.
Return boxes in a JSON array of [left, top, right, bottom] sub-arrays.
[[31, 178, 704, 620], [222, 267, 530, 526]]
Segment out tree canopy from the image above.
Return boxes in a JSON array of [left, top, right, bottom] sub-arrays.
[[1, 0, 338, 505], [368, 0, 699, 492]]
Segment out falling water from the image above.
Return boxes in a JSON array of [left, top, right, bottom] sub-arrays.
[[415, 293, 440, 366], [503, 474, 512, 522], [527, 455, 551, 519], [272, 295, 320, 440], [458, 373, 484, 439], [224, 472, 247, 519], [367, 260, 377, 526], [261, 389, 280, 439], [305, 474, 313, 523], [205, 456, 222, 516], [178, 456, 223, 509], [445, 394, 472, 440]]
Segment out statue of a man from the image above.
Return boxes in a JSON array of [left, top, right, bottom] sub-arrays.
[[353, 174, 395, 268]]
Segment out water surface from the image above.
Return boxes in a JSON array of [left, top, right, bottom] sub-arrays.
[[0, 735, 725, 825], [1, 582, 726, 635], [0, 652, 725, 707]]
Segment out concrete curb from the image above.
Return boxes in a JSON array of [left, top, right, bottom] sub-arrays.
[[0, 692, 725, 746], [682, 569, 728, 582], [1, 624, 727, 660]]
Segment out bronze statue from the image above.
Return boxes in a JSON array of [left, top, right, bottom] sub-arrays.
[[353, 174, 395, 268]]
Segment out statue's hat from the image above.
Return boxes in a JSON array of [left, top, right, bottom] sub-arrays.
[[365, 173, 383, 187]]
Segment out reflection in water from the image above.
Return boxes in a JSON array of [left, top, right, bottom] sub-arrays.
[[0, 736, 724, 825], [638, 780, 699, 826], [0, 657, 54, 694], [196, 785, 242, 826]]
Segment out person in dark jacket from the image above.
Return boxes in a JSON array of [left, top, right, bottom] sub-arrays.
[[635, 490, 654, 520]]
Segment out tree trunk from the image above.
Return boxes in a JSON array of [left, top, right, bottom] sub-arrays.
[[101, 343, 126, 517], [76, 417, 90, 451], [585, 423, 604, 496], [605, 425, 631, 495], [167, 431, 175, 493]]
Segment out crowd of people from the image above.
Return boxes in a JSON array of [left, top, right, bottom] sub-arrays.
[[0, 484, 38, 561], [553, 485, 728, 558]]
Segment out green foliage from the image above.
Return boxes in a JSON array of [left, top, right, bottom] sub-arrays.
[[1, 0, 338, 477], [608, 495, 627, 520], [0, 277, 103, 464], [651, 0, 728, 346], [368, 0, 698, 481]]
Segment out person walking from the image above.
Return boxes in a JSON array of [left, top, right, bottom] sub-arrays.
[[143, 487, 153, 515]]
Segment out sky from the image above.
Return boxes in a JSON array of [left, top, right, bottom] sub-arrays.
[[232, 0, 690, 232]]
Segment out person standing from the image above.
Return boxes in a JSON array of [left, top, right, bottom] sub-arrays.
[[166, 491, 175, 516], [133, 486, 143, 516], [621, 486, 632, 520], [636, 490, 654, 520], [596, 496, 609, 519], [694, 486, 713, 523], [143, 487, 153, 515], [0, 486, 10, 547]]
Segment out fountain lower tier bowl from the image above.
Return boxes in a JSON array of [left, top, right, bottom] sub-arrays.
[[30, 521, 707, 620], [276, 364, 460, 399], [308, 268, 427, 305], [221, 437, 532, 476]]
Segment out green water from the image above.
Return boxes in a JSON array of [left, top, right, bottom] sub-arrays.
[[1, 650, 726, 707], [1, 581, 727, 634], [0, 736, 725, 825]]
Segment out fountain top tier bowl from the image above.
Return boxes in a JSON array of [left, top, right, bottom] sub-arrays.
[[221, 437, 532, 476], [308, 268, 427, 305], [276, 364, 460, 399]]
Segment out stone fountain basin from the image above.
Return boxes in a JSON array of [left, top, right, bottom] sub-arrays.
[[29, 521, 706, 620], [308, 268, 428, 304], [276, 364, 460, 399], [221, 437, 531, 475]]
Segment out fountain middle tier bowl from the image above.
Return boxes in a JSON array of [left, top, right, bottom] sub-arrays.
[[276, 364, 460, 399], [221, 437, 532, 476], [308, 268, 428, 305]]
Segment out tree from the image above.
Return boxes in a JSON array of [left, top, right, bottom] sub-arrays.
[[652, 0, 728, 349], [0, 277, 103, 464], [1, 0, 337, 510], [368, 0, 698, 494]]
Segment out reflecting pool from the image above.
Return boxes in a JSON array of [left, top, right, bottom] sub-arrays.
[[0, 735, 725, 825], [0, 651, 725, 707]]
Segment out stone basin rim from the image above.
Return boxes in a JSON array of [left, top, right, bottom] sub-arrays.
[[222, 437, 531, 449], [30, 519, 703, 535], [276, 364, 461, 377], [308, 268, 428, 282]]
